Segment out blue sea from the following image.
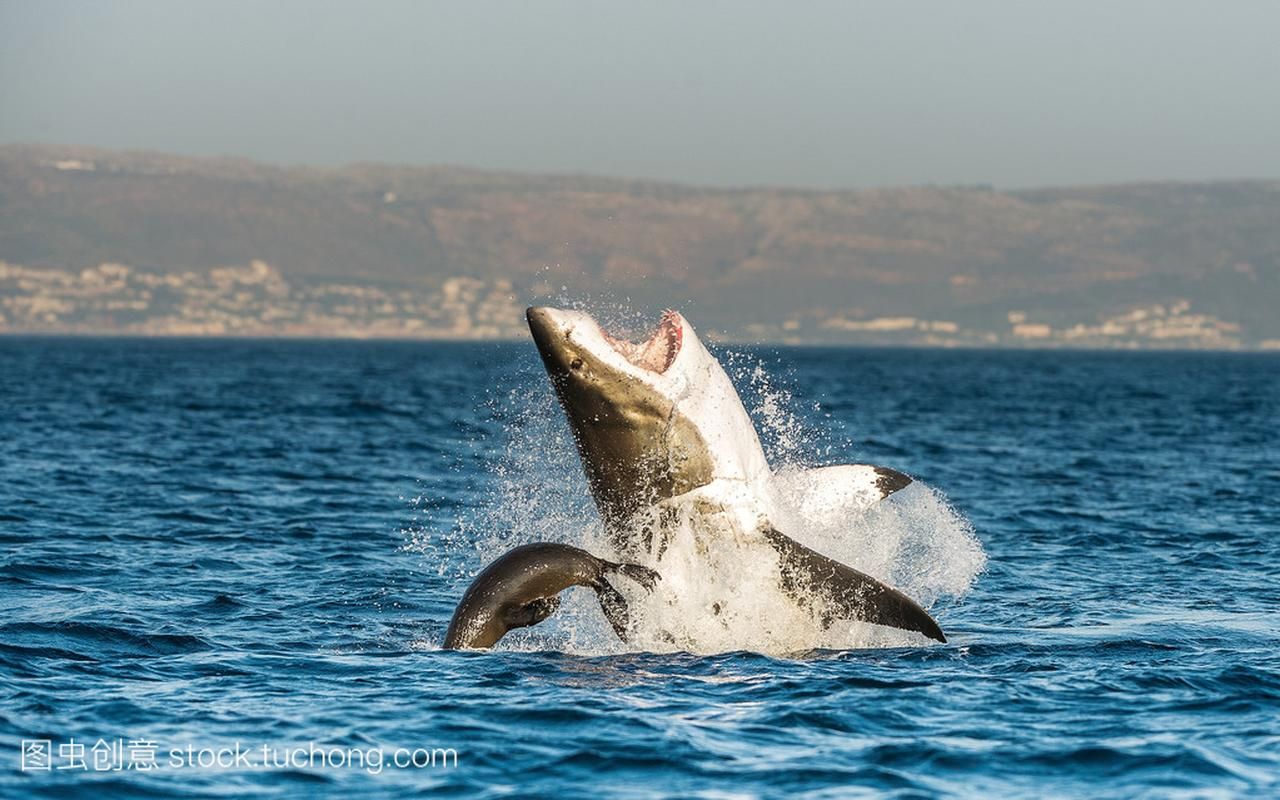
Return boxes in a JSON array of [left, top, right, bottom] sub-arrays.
[[2, 337, 1278, 798]]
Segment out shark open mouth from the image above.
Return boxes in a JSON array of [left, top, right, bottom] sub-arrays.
[[599, 310, 683, 373]]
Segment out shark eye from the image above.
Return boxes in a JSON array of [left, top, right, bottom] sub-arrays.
[[569, 357, 584, 370]]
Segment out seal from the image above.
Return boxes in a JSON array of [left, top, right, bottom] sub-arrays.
[[443, 542, 660, 649]]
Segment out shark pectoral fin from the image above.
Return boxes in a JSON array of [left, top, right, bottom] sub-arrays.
[[503, 595, 562, 631], [762, 528, 946, 643], [774, 464, 913, 516]]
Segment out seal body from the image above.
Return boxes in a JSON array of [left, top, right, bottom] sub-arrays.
[[443, 542, 657, 649]]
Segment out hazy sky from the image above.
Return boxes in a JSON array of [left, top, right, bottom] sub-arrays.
[[2, 0, 1277, 189]]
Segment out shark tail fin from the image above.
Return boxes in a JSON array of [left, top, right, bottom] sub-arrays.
[[762, 527, 946, 643]]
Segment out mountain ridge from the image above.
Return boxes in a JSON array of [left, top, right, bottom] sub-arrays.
[[2, 144, 1277, 347]]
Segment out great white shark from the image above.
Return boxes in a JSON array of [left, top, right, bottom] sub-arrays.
[[526, 306, 946, 644]]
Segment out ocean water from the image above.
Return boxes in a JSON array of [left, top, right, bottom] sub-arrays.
[[2, 337, 1278, 798]]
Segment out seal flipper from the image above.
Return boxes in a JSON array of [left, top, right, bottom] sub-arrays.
[[590, 560, 662, 641], [604, 561, 661, 591], [592, 580, 634, 641], [503, 595, 562, 631], [762, 528, 946, 643]]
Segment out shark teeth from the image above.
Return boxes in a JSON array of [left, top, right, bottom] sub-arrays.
[[600, 310, 683, 373]]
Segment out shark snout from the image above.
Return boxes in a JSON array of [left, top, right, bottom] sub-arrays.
[[525, 305, 551, 327], [527, 306, 577, 373], [526, 306, 561, 351]]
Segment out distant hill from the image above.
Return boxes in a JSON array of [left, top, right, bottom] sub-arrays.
[[2, 144, 1277, 347]]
